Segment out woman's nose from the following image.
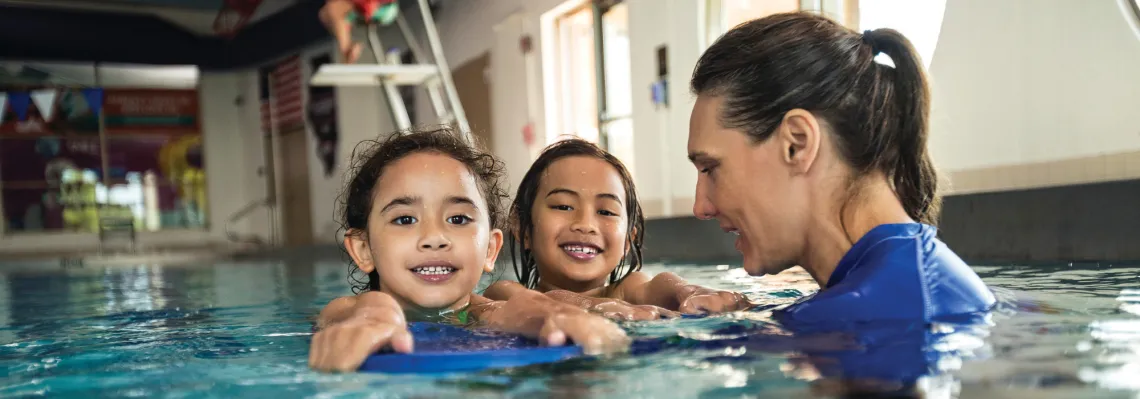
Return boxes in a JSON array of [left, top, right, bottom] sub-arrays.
[[693, 195, 718, 220], [693, 180, 718, 220]]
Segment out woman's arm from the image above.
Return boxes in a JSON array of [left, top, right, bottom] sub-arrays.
[[485, 280, 676, 320], [470, 291, 631, 355], [618, 272, 752, 315]]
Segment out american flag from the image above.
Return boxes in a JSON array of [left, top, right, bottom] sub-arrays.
[[259, 55, 305, 133]]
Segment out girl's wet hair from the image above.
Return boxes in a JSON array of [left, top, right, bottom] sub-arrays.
[[338, 126, 508, 294], [691, 12, 941, 224], [508, 138, 645, 289]]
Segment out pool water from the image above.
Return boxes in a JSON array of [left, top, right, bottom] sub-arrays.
[[0, 257, 1137, 398]]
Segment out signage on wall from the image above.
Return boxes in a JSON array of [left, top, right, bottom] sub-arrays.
[[651, 45, 669, 108], [103, 89, 200, 134]]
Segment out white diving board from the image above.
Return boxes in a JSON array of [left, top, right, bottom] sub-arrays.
[[309, 64, 440, 87]]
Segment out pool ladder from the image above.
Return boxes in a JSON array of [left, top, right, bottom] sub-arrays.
[[98, 214, 137, 254]]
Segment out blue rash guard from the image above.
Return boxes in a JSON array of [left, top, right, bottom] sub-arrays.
[[777, 223, 996, 324]]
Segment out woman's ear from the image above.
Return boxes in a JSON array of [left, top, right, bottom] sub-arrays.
[[343, 229, 375, 274], [484, 228, 505, 273], [777, 109, 823, 175]]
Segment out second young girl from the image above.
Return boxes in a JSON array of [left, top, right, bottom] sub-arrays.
[[486, 139, 752, 319]]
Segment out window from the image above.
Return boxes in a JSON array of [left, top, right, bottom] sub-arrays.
[[545, 0, 636, 174], [704, 0, 800, 48], [857, 0, 947, 69], [550, 4, 599, 145], [0, 64, 204, 234], [703, 0, 946, 69]]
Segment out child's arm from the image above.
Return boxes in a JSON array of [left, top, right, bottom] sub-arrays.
[[309, 291, 414, 372], [617, 271, 752, 315], [469, 291, 631, 355], [485, 280, 677, 321]]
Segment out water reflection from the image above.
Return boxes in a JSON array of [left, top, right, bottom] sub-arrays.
[[0, 261, 1135, 398]]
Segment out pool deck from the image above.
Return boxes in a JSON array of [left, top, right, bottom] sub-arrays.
[[0, 242, 261, 272]]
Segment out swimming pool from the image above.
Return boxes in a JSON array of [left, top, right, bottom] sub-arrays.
[[0, 256, 1137, 398]]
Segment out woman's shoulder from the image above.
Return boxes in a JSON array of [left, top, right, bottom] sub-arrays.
[[777, 223, 995, 324]]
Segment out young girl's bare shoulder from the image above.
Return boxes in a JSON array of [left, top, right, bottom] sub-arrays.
[[610, 271, 653, 300]]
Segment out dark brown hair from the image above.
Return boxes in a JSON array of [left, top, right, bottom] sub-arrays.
[[508, 138, 645, 289], [691, 12, 941, 224], [338, 126, 508, 294]]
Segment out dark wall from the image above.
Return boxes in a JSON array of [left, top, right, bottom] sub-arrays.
[[938, 180, 1140, 264], [637, 180, 1140, 265]]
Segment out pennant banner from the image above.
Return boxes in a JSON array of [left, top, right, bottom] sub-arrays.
[[0, 93, 7, 125], [81, 88, 104, 116], [31, 89, 58, 122], [8, 91, 30, 121]]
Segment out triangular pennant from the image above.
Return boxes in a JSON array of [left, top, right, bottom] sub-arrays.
[[31, 88, 58, 122], [0, 93, 7, 125], [82, 88, 104, 116], [9, 92, 30, 121]]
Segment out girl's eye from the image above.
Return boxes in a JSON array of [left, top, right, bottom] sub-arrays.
[[447, 215, 473, 225], [550, 205, 572, 211], [598, 209, 619, 217], [393, 216, 417, 225]]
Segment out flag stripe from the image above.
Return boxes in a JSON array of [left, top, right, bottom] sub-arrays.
[[258, 55, 306, 132]]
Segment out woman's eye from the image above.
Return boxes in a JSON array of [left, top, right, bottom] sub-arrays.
[[550, 205, 572, 211], [393, 216, 417, 225], [447, 215, 472, 225], [599, 209, 619, 217]]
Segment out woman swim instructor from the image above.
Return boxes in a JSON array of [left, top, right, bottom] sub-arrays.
[[686, 12, 995, 323]]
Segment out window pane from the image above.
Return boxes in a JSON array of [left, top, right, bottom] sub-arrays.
[[553, 5, 599, 144], [602, 3, 633, 118], [601, 117, 635, 179], [722, 0, 800, 30]]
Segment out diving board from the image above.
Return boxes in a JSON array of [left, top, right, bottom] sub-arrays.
[[309, 64, 439, 87]]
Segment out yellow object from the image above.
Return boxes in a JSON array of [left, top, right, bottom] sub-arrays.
[[157, 135, 207, 226]]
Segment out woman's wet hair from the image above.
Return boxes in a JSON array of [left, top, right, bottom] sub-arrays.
[[691, 12, 941, 224], [509, 138, 645, 289], [338, 126, 508, 294]]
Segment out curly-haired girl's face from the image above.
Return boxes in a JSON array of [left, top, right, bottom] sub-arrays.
[[344, 152, 503, 315]]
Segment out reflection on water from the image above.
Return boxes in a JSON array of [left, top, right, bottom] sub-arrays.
[[0, 258, 1135, 398]]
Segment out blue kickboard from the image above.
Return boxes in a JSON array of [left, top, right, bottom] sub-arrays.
[[358, 322, 585, 374]]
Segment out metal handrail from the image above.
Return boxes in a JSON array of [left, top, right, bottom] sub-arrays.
[[225, 197, 272, 246]]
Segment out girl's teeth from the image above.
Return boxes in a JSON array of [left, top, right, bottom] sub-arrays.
[[562, 245, 598, 254], [414, 266, 455, 275]]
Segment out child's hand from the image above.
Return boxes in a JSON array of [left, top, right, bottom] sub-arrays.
[[677, 285, 752, 315], [538, 311, 632, 355], [591, 300, 681, 321], [309, 291, 414, 372]]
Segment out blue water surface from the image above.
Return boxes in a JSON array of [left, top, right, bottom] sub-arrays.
[[0, 256, 1137, 398]]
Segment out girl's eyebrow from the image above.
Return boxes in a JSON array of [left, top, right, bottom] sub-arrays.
[[379, 196, 419, 214], [380, 195, 479, 214], [547, 187, 622, 204]]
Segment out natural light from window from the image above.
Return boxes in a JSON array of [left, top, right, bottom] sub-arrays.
[[858, 0, 947, 69]]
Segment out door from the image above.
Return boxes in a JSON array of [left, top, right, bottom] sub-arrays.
[[453, 52, 494, 151], [279, 128, 313, 247]]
